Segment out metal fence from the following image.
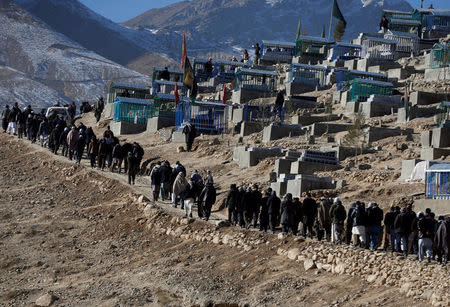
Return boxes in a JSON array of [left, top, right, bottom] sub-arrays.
[[175, 101, 228, 134], [329, 43, 362, 62], [288, 63, 328, 87], [243, 102, 285, 125], [361, 37, 397, 61], [425, 170, 450, 199], [384, 31, 419, 55], [430, 45, 449, 69], [349, 78, 393, 102], [151, 97, 176, 119], [336, 70, 388, 91], [113, 99, 153, 125]]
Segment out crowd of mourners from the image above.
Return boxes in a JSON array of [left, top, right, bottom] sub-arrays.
[[2, 102, 449, 267], [1, 102, 144, 185], [221, 189, 449, 265]]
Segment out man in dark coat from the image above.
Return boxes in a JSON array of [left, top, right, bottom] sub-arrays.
[[417, 211, 435, 262], [199, 181, 216, 221], [236, 187, 246, 228], [111, 142, 123, 173], [346, 202, 356, 244], [330, 198, 347, 244], [383, 205, 399, 252], [150, 162, 162, 202], [292, 197, 302, 236], [182, 121, 197, 152], [317, 197, 332, 241], [434, 217, 450, 265], [7, 103, 20, 135], [302, 193, 317, 238], [394, 207, 411, 258], [268, 191, 281, 233], [97, 138, 108, 170], [259, 189, 270, 232], [127, 152, 139, 185], [242, 187, 253, 229], [251, 184, 262, 228], [160, 161, 173, 201], [280, 193, 294, 233], [274, 89, 285, 120], [366, 202, 383, 250], [225, 184, 239, 224], [1, 105, 10, 133]]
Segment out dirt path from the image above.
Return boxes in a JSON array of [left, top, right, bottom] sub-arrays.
[[0, 133, 428, 306]]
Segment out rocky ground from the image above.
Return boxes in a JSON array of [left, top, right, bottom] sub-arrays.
[[0, 129, 448, 306]]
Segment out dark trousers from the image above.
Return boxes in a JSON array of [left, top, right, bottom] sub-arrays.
[[203, 203, 212, 220], [237, 211, 245, 227], [152, 185, 160, 202], [269, 214, 278, 231], [98, 154, 106, 169], [90, 154, 97, 168], [303, 223, 314, 238], [228, 207, 237, 223], [252, 210, 260, 228], [128, 172, 136, 185]]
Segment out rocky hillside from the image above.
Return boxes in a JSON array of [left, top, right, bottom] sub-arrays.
[[0, 0, 152, 108], [123, 0, 413, 47]]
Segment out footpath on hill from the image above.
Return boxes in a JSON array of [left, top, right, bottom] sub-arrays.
[[0, 133, 445, 306]]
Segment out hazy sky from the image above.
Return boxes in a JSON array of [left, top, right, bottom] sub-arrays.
[[79, 0, 450, 23]]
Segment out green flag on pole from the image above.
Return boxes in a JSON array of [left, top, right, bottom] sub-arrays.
[[296, 20, 301, 40], [332, 0, 346, 25], [332, 0, 346, 42]]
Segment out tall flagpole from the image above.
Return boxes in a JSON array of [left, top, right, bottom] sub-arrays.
[[328, 0, 333, 40]]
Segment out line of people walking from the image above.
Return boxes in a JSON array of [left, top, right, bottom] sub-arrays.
[[223, 185, 450, 266]]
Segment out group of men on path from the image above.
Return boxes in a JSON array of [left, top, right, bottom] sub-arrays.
[[224, 186, 450, 266], [150, 161, 216, 221]]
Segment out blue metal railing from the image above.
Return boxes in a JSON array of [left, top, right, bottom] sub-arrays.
[[175, 102, 228, 135], [425, 170, 450, 200]]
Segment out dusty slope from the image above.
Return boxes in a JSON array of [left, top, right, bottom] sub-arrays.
[[0, 133, 433, 306]]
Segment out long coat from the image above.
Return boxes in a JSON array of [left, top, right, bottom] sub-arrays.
[[67, 129, 79, 151]]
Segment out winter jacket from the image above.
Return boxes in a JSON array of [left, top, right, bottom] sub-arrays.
[[173, 172, 188, 197], [200, 185, 216, 206], [418, 217, 435, 239], [280, 199, 294, 226], [351, 205, 366, 227], [160, 164, 172, 184], [434, 219, 450, 254], [267, 193, 281, 215], [318, 200, 332, 227], [150, 165, 161, 186], [366, 206, 383, 227], [330, 203, 347, 224], [251, 190, 262, 214], [384, 210, 398, 231], [259, 195, 269, 225], [112, 144, 123, 159], [394, 212, 411, 235], [226, 186, 239, 210], [38, 121, 50, 136], [88, 139, 99, 156], [292, 200, 303, 224], [66, 129, 79, 151]]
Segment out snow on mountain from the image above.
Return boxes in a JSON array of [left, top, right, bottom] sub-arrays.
[[123, 0, 413, 50], [0, 0, 151, 108], [13, 0, 182, 65]]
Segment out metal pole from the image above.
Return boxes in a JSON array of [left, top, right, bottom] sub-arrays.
[[328, 0, 334, 40]]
